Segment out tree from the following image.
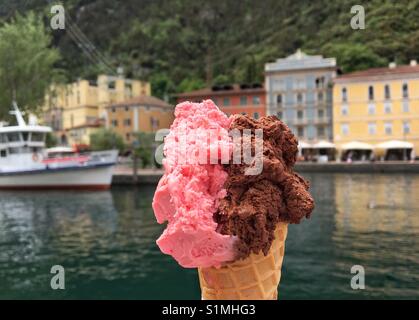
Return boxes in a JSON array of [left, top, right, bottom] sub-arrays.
[[90, 128, 125, 152], [0, 12, 61, 119], [133, 132, 159, 168], [45, 132, 58, 148], [322, 43, 387, 73]]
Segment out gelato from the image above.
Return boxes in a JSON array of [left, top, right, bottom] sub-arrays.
[[153, 100, 314, 270]]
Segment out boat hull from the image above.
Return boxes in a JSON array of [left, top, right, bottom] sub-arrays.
[[0, 164, 115, 190]]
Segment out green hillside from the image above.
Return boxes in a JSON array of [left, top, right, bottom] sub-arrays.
[[1, 0, 419, 100]]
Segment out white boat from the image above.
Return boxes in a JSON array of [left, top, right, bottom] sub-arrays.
[[0, 103, 118, 190]]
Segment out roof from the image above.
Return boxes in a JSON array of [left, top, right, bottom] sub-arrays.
[[46, 146, 75, 153], [176, 84, 265, 98], [335, 64, 419, 82], [265, 49, 337, 73], [0, 125, 51, 133], [67, 122, 103, 130], [108, 95, 171, 108]]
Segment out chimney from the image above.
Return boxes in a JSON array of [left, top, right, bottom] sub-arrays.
[[410, 60, 417, 67], [389, 62, 397, 69]]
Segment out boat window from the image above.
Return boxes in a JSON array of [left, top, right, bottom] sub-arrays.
[[31, 132, 45, 142], [22, 132, 29, 141], [7, 132, 21, 142], [9, 147, 31, 154], [0, 134, 5, 143], [0, 150, 6, 157]]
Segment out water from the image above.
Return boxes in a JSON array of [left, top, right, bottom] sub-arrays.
[[0, 173, 418, 299]]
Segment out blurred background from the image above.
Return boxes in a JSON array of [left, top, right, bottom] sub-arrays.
[[0, 0, 418, 299]]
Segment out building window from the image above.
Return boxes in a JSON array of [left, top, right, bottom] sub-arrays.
[[384, 102, 392, 114], [317, 126, 325, 137], [297, 127, 304, 137], [223, 97, 230, 106], [111, 120, 118, 127], [112, 107, 116, 113], [318, 109, 325, 118], [402, 83, 409, 99], [403, 101, 409, 112], [125, 106, 130, 112], [317, 92, 324, 102], [108, 81, 116, 89], [403, 121, 410, 134], [315, 77, 325, 89], [277, 111, 283, 119], [341, 104, 348, 115], [296, 93, 303, 104], [341, 123, 349, 135], [342, 87, 347, 102], [124, 119, 131, 127], [253, 96, 260, 105], [368, 103, 375, 115], [275, 79, 285, 91], [368, 122, 376, 135], [295, 78, 305, 90], [368, 85, 374, 101], [253, 112, 259, 119], [384, 84, 391, 100], [276, 94, 282, 106], [240, 96, 247, 105], [297, 110, 304, 119], [384, 122, 392, 135], [126, 133, 130, 141]]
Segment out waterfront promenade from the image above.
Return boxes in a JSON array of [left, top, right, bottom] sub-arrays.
[[112, 161, 419, 185]]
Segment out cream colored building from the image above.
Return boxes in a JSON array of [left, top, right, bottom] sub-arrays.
[[43, 75, 150, 146], [106, 95, 174, 144], [333, 62, 419, 158]]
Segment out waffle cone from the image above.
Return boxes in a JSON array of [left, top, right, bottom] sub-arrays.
[[198, 222, 288, 300]]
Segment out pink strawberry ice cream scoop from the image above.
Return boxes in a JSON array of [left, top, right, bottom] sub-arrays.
[[152, 100, 237, 268]]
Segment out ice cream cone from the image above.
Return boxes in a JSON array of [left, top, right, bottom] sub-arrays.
[[198, 222, 288, 300]]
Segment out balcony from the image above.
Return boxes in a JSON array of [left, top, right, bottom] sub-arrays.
[[293, 118, 309, 125], [314, 116, 331, 124]]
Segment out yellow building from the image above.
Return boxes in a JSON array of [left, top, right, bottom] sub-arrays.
[[106, 96, 174, 144], [333, 62, 419, 158], [43, 75, 151, 146]]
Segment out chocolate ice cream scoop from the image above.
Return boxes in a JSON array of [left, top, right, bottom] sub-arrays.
[[215, 114, 315, 259]]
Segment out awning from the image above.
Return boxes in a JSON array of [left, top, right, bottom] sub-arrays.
[[340, 141, 374, 151], [312, 140, 336, 149], [375, 140, 414, 150], [298, 141, 312, 149]]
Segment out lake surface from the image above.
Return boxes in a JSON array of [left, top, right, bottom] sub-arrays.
[[0, 173, 418, 299]]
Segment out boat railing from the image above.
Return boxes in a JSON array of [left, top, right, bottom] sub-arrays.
[[87, 150, 118, 165]]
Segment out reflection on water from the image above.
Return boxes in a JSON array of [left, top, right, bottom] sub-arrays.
[[0, 174, 418, 299]]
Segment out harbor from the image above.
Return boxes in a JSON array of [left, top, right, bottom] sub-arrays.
[[111, 162, 419, 186], [1, 173, 418, 299]]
